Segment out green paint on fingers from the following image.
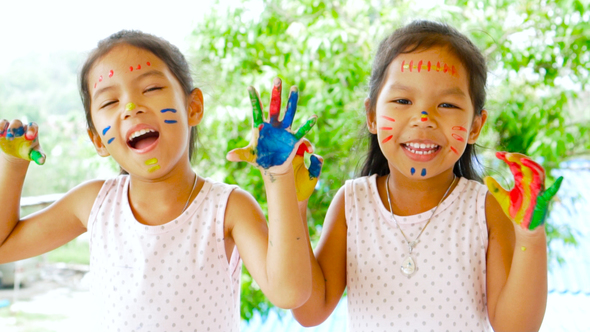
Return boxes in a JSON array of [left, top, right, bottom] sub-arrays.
[[248, 88, 264, 127], [294, 116, 317, 140]]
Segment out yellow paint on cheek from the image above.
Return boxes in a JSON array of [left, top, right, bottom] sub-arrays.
[[145, 158, 158, 165], [126, 103, 137, 111], [145, 158, 160, 172]]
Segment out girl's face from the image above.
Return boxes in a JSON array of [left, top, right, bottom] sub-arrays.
[[87, 44, 202, 177], [367, 46, 486, 179]]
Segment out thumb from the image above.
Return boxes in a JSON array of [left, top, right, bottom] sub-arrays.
[[484, 176, 513, 220]]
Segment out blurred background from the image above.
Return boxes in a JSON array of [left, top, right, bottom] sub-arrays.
[[0, 0, 588, 331]]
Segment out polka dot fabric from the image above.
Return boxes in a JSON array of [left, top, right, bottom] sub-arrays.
[[345, 175, 490, 332], [87, 176, 241, 332]]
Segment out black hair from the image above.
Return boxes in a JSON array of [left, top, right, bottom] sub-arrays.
[[360, 20, 487, 182], [79, 30, 198, 169]]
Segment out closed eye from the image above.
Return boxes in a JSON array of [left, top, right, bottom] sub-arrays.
[[144, 86, 163, 93], [100, 100, 118, 109]]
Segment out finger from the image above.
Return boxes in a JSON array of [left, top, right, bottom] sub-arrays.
[[496, 152, 524, 217], [296, 138, 312, 157], [25, 122, 39, 141], [248, 86, 264, 128], [226, 147, 257, 164], [0, 120, 8, 137], [6, 119, 25, 141], [30, 147, 46, 165], [269, 77, 282, 127], [529, 176, 563, 230], [521, 157, 546, 192], [308, 154, 324, 179], [294, 115, 318, 140], [282, 86, 299, 129], [484, 176, 514, 221]]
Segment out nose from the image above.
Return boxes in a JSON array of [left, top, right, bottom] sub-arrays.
[[122, 102, 144, 119], [411, 110, 437, 129]]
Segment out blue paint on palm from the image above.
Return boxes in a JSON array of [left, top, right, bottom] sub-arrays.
[[309, 155, 322, 178], [256, 123, 298, 168]]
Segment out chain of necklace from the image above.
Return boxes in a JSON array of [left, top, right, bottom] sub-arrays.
[[385, 173, 457, 276], [182, 173, 198, 213]]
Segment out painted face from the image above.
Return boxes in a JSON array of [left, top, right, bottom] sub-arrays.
[[368, 46, 485, 179], [88, 44, 201, 176]]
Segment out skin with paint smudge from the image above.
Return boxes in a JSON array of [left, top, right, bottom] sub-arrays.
[[292, 142, 323, 201], [87, 45, 197, 177], [367, 46, 487, 180], [484, 152, 563, 230], [0, 120, 46, 165], [227, 77, 318, 174]]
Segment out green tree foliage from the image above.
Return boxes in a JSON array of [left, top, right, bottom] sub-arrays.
[[187, 0, 589, 320]]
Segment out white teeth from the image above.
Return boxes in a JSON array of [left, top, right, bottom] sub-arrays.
[[129, 129, 155, 141], [404, 143, 439, 155]]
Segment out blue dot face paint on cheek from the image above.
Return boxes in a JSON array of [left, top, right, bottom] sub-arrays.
[[164, 120, 178, 124], [161, 109, 177, 113], [421, 168, 427, 176], [411, 167, 416, 175], [102, 126, 111, 135], [108, 138, 115, 144]]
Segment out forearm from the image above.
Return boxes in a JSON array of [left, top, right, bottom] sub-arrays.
[[0, 154, 30, 246], [262, 170, 312, 308], [491, 227, 547, 331]]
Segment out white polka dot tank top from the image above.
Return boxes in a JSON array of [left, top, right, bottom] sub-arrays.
[[345, 175, 490, 332], [87, 176, 242, 332]]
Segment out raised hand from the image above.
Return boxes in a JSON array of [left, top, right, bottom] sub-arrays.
[[293, 141, 323, 201], [0, 119, 46, 165], [226, 77, 317, 174], [484, 152, 562, 230]]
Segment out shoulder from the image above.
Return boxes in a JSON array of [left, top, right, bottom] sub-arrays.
[[48, 178, 107, 228], [224, 187, 265, 230]]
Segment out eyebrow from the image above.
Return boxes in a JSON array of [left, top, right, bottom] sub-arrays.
[[91, 70, 167, 101], [385, 83, 467, 97]]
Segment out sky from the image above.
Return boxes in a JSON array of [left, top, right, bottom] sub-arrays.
[[0, 0, 222, 72]]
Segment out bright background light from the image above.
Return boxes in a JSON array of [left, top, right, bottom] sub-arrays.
[[0, 0, 219, 72]]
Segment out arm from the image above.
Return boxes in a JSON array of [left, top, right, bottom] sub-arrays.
[[0, 119, 95, 263], [484, 152, 562, 331], [292, 187, 348, 326], [225, 78, 317, 309]]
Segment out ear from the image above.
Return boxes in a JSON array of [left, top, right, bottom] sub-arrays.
[[187, 88, 204, 126], [87, 128, 110, 157], [467, 109, 487, 144], [365, 97, 377, 134]]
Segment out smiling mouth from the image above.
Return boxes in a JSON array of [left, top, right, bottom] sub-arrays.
[[402, 142, 441, 155], [128, 129, 160, 150]]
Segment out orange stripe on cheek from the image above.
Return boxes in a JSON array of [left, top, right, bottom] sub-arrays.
[[452, 134, 465, 142]]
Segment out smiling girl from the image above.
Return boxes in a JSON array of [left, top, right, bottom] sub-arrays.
[[0, 30, 315, 331], [292, 21, 559, 331]]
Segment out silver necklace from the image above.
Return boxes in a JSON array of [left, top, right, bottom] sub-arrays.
[[182, 173, 198, 213], [385, 173, 456, 276]]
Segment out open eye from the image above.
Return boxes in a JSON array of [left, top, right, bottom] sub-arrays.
[[393, 99, 412, 105], [439, 103, 459, 109]]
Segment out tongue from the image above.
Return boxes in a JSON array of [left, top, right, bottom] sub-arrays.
[[134, 137, 158, 150]]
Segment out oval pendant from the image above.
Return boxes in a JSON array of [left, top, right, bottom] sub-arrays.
[[400, 256, 416, 276]]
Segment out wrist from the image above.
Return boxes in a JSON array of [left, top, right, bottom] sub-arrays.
[[1, 151, 31, 167], [513, 224, 547, 248]]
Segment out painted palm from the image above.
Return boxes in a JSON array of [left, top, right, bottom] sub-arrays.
[[484, 152, 563, 230], [0, 121, 46, 165], [227, 78, 317, 174]]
